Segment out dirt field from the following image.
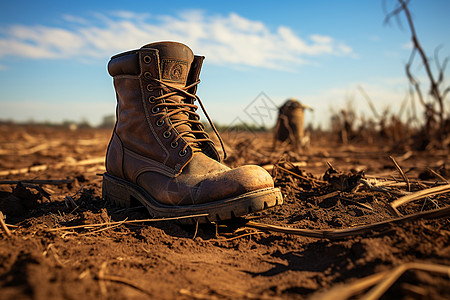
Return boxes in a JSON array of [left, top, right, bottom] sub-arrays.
[[0, 123, 449, 299]]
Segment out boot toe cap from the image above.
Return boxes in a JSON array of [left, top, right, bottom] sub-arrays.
[[229, 165, 274, 191], [137, 164, 275, 206], [193, 165, 274, 204]]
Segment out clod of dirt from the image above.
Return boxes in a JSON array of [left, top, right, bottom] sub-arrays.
[[70, 208, 111, 226], [0, 183, 41, 217], [323, 164, 364, 192], [75, 174, 87, 183]]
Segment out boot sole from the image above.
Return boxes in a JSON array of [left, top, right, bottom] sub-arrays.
[[102, 172, 283, 224]]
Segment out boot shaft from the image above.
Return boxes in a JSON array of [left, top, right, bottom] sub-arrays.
[[106, 42, 220, 181]]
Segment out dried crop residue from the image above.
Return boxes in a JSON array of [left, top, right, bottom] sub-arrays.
[[0, 124, 449, 299]]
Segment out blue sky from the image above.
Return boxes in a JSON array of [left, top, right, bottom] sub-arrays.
[[0, 0, 449, 128]]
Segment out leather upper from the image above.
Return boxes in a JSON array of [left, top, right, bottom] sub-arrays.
[[106, 42, 276, 206], [106, 42, 219, 179]]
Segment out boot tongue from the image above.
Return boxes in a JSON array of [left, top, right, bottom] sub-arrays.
[[141, 41, 194, 87], [141, 42, 200, 150]]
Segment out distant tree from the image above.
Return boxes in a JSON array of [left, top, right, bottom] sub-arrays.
[[99, 114, 116, 128], [385, 0, 450, 148]]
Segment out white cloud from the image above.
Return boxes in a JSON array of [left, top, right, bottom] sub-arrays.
[[310, 34, 333, 45], [63, 14, 90, 25], [110, 11, 151, 21], [0, 11, 354, 70], [337, 43, 353, 55], [0, 25, 86, 58]]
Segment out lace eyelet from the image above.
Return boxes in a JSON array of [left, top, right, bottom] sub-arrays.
[[179, 149, 187, 157], [144, 72, 152, 79], [146, 84, 154, 92], [163, 131, 171, 138], [148, 96, 155, 103], [156, 119, 165, 127], [143, 56, 152, 64], [170, 141, 178, 148], [152, 106, 160, 113]]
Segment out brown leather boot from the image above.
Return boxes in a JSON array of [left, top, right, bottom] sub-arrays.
[[102, 41, 282, 223]]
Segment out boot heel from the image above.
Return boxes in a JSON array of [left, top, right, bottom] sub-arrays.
[[102, 173, 132, 208]]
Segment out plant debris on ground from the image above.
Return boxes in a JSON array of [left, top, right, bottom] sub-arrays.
[[0, 124, 449, 300]]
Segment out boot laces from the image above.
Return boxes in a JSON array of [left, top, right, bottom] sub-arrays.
[[148, 77, 227, 159]]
